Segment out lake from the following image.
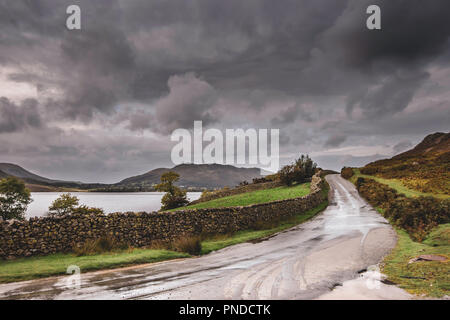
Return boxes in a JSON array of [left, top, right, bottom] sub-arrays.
[[26, 192, 202, 219]]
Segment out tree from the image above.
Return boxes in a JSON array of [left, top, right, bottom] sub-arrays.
[[155, 171, 189, 210], [48, 193, 79, 217], [47, 193, 104, 217], [0, 177, 32, 220], [278, 154, 317, 186]]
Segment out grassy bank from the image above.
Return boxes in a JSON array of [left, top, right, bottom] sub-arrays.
[[347, 169, 449, 297], [171, 182, 311, 211], [0, 249, 189, 283], [350, 169, 449, 199], [382, 225, 449, 297]]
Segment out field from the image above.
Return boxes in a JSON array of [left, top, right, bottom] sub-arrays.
[[171, 182, 311, 210], [382, 225, 450, 297], [0, 249, 189, 283]]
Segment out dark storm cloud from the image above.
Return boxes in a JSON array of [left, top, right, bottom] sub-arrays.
[[0, 0, 449, 179], [2, 0, 449, 122], [325, 135, 347, 147], [0, 97, 41, 133]]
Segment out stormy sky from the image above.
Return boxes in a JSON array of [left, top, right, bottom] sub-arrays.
[[0, 0, 449, 183]]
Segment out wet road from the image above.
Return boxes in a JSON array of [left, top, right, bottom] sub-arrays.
[[0, 175, 399, 300]]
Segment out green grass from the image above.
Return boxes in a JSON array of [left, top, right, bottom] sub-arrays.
[[171, 182, 311, 211], [201, 200, 328, 254], [0, 249, 189, 283], [382, 225, 450, 297], [350, 169, 449, 199]]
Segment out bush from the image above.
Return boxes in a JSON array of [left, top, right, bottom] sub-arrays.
[[0, 177, 32, 220], [278, 155, 317, 186], [160, 188, 189, 210], [341, 167, 354, 179], [356, 177, 450, 241], [48, 193, 79, 217], [171, 236, 202, 255], [47, 194, 104, 217], [384, 197, 450, 241], [252, 177, 269, 184], [156, 171, 189, 210], [72, 236, 128, 256], [72, 205, 104, 216]]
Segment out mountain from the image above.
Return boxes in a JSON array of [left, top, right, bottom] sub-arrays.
[[0, 163, 59, 184], [392, 132, 450, 160], [361, 132, 449, 195], [118, 163, 262, 189], [0, 163, 87, 191], [0, 169, 8, 179]]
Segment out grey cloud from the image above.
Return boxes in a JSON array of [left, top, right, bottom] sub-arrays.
[[393, 141, 412, 154], [0, 97, 42, 133], [271, 104, 314, 126], [0, 0, 449, 180], [346, 70, 429, 117], [153, 73, 218, 134], [324, 135, 347, 147]]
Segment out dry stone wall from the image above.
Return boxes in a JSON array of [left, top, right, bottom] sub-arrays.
[[0, 173, 326, 259]]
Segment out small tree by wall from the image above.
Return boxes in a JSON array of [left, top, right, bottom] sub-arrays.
[[47, 193, 104, 217], [156, 171, 189, 210], [48, 193, 79, 217], [279, 155, 317, 186], [0, 177, 32, 220]]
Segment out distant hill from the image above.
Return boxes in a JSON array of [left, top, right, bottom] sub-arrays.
[[118, 163, 262, 189], [361, 132, 449, 195], [0, 163, 59, 184], [0, 169, 8, 179], [0, 163, 88, 191]]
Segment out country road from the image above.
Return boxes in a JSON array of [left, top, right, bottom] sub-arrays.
[[0, 174, 411, 300]]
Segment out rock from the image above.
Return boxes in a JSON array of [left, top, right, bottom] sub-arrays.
[[408, 254, 447, 263]]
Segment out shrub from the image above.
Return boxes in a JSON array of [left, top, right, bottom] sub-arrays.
[[341, 167, 354, 179], [171, 236, 202, 255], [356, 177, 450, 241], [72, 236, 128, 256], [155, 171, 189, 210], [48, 193, 79, 217], [265, 173, 280, 181], [0, 177, 32, 220], [278, 155, 317, 186], [47, 194, 104, 217], [384, 197, 450, 241], [252, 177, 269, 184], [72, 205, 104, 216]]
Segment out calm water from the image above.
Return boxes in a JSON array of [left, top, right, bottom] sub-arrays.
[[26, 192, 202, 218]]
